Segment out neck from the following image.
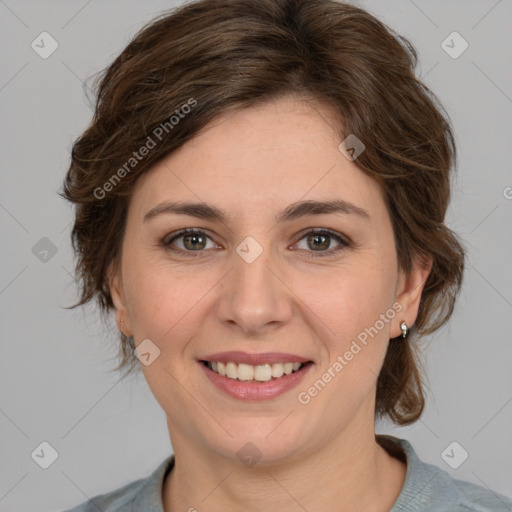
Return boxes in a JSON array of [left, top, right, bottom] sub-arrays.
[[162, 421, 406, 512]]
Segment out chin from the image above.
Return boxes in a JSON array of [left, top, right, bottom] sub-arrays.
[[204, 417, 314, 467]]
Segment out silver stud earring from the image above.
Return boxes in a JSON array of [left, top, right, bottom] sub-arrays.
[[400, 321, 409, 339]]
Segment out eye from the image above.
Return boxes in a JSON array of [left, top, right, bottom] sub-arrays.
[[292, 228, 351, 257], [162, 227, 351, 257], [163, 228, 218, 255]]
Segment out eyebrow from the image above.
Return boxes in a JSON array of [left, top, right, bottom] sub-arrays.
[[143, 199, 370, 224]]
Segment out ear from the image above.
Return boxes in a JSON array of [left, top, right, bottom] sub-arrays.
[[391, 253, 432, 338], [108, 261, 133, 337]]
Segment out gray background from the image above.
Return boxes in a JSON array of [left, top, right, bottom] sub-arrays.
[[1, 0, 511, 510]]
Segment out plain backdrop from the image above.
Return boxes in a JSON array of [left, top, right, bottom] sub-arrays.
[[1, 0, 511, 510]]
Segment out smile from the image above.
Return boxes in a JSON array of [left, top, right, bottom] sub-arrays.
[[203, 361, 304, 381], [200, 359, 314, 401]]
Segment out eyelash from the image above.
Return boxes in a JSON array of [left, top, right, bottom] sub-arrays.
[[162, 228, 352, 258]]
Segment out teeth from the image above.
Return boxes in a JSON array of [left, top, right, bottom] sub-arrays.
[[254, 364, 272, 381], [207, 360, 305, 381], [271, 363, 284, 378], [226, 362, 237, 379], [237, 363, 254, 381]]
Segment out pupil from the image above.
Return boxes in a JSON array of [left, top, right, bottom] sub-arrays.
[[310, 234, 328, 250], [185, 234, 204, 250]]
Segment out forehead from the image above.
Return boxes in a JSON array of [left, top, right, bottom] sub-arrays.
[[128, 95, 386, 225]]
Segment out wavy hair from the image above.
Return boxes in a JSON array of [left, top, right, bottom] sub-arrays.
[[61, 0, 465, 425]]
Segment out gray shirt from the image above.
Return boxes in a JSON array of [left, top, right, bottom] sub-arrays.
[[62, 435, 512, 511]]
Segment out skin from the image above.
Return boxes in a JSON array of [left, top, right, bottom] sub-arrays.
[[109, 94, 431, 512]]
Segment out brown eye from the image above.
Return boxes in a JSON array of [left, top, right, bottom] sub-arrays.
[[180, 232, 207, 250], [163, 227, 350, 257], [307, 233, 331, 251], [293, 229, 351, 256], [164, 229, 216, 254]]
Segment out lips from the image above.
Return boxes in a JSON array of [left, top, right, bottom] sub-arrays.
[[198, 351, 314, 401]]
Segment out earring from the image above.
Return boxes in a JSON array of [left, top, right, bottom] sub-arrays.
[[400, 321, 409, 339]]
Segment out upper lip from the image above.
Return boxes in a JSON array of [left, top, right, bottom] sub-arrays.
[[200, 351, 312, 366]]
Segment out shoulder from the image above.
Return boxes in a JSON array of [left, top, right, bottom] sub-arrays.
[[450, 477, 512, 512], [61, 454, 174, 512], [377, 435, 512, 512], [62, 480, 142, 512]]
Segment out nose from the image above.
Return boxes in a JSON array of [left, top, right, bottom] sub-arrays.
[[216, 241, 293, 336]]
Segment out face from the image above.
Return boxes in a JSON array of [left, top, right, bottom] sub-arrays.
[[110, 95, 429, 465]]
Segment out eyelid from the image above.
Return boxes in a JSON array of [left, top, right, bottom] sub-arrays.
[[162, 227, 351, 257], [291, 227, 352, 257], [162, 228, 220, 255]]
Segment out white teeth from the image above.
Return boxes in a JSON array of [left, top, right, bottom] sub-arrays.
[[207, 360, 305, 381], [226, 362, 238, 379], [271, 363, 284, 378], [254, 364, 272, 381], [237, 363, 254, 381]]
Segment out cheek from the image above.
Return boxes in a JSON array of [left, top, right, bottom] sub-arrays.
[[301, 259, 397, 399], [305, 261, 396, 343], [122, 252, 220, 352]]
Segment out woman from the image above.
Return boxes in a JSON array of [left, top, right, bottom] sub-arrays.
[[61, 0, 512, 510]]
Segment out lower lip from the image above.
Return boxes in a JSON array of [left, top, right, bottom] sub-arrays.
[[199, 361, 313, 401]]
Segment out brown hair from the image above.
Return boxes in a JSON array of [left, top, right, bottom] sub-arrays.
[[61, 0, 465, 425]]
